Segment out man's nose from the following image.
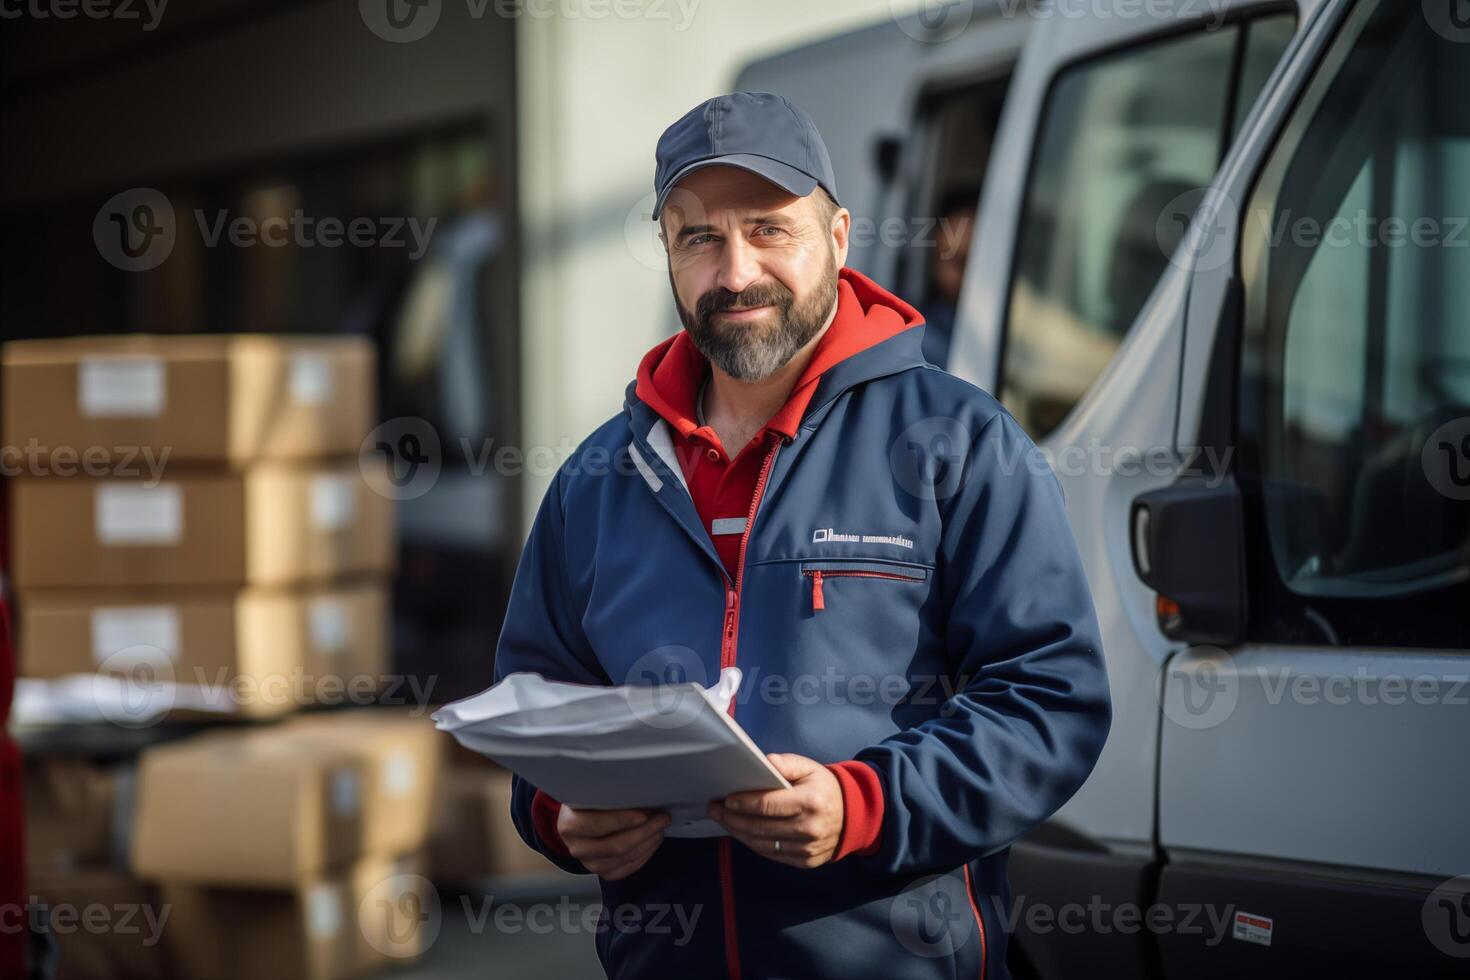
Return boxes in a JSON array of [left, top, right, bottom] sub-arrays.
[[715, 234, 763, 296]]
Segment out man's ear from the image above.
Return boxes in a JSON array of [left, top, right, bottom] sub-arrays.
[[830, 207, 852, 268]]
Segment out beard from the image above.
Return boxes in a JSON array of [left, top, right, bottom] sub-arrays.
[[672, 251, 839, 382]]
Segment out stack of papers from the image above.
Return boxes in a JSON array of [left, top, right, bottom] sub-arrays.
[[433, 668, 788, 837]]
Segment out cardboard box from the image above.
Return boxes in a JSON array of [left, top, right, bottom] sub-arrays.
[[11, 462, 395, 589], [2, 334, 375, 465], [24, 759, 126, 872], [18, 581, 389, 718], [284, 709, 444, 857], [160, 853, 430, 980], [28, 869, 173, 980], [131, 730, 366, 887], [430, 766, 560, 880]]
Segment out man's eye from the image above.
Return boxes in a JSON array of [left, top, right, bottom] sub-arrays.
[[687, 235, 715, 247], [754, 226, 782, 237]]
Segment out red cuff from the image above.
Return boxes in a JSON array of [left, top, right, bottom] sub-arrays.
[[827, 760, 885, 860], [531, 789, 574, 858]]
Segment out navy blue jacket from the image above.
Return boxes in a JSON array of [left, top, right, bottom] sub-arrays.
[[493, 290, 1112, 979]]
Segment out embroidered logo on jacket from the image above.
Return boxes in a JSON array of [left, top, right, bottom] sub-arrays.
[[811, 528, 915, 549]]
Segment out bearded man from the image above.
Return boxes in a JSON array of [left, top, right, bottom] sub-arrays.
[[492, 91, 1112, 980]]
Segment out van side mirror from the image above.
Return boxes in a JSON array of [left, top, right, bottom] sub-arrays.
[[1130, 477, 1246, 646]]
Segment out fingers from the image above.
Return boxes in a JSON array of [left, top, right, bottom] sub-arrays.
[[765, 752, 822, 782], [597, 832, 665, 881], [722, 828, 831, 869], [561, 806, 661, 839], [720, 788, 805, 819], [707, 801, 810, 842], [565, 812, 671, 863]]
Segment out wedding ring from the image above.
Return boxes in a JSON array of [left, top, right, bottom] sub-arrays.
[[773, 840, 782, 854]]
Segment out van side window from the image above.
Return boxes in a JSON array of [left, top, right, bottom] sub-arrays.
[[1001, 15, 1293, 439], [1237, 0, 1469, 647]]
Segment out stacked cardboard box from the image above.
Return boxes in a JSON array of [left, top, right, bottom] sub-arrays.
[[2, 334, 392, 717], [130, 710, 444, 978]]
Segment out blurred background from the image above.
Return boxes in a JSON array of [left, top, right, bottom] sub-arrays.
[[1, 0, 1467, 978]]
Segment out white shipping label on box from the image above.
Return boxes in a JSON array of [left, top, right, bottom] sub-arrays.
[[289, 352, 333, 406], [95, 483, 183, 545], [306, 883, 343, 940], [331, 768, 360, 817], [78, 357, 167, 417], [91, 606, 180, 665], [310, 474, 357, 532], [308, 597, 350, 654], [383, 750, 416, 798]]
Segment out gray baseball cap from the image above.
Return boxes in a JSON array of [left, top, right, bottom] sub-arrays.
[[653, 91, 839, 221]]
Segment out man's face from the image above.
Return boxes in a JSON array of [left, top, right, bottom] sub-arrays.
[[660, 166, 850, 382]]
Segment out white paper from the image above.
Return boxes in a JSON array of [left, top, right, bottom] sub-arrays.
[[433, 668, 787, 838], [95, 484, 183, 545], [79, 357, 166, 417]]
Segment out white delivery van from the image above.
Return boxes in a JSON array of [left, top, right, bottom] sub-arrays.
[[740, 1, 1469, 976]]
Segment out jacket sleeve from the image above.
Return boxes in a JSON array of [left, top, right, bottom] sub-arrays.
[[491, 469, 609, 875], [853, 410, 1112, 875]]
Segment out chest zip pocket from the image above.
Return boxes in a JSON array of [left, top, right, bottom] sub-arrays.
[[800, 561, 929, 612]]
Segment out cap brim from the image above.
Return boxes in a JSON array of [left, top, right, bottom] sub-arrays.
[[653, 153, 821, 220]]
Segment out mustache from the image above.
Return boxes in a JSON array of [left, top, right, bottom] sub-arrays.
[[695, 281, 794, 323]]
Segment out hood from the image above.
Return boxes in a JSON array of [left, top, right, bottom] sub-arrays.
[[632, 267, 926, 441]]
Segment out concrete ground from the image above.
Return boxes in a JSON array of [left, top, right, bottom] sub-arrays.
[[386, 871, 606, 980]]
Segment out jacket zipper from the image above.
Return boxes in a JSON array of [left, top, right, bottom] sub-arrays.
[[963, 863, 988, 979], [718, 431, 783, 980], [802, 568, 922, 612]]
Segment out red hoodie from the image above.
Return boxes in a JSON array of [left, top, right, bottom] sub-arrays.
[[531, 267, 922, 864]]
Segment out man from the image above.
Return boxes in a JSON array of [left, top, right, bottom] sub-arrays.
[[494, 92, 1111, 980], [918, 186, 979, 367]]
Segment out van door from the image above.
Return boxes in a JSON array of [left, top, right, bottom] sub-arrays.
[[943, 4, 1329, 978], [1142, 0, 1470, 975]]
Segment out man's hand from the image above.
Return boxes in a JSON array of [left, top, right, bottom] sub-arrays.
[[557, 806, 671, 880], [707, 753, 844, 868]]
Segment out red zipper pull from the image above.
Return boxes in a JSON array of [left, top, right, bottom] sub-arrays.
[[811, 570, 825, 611]]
